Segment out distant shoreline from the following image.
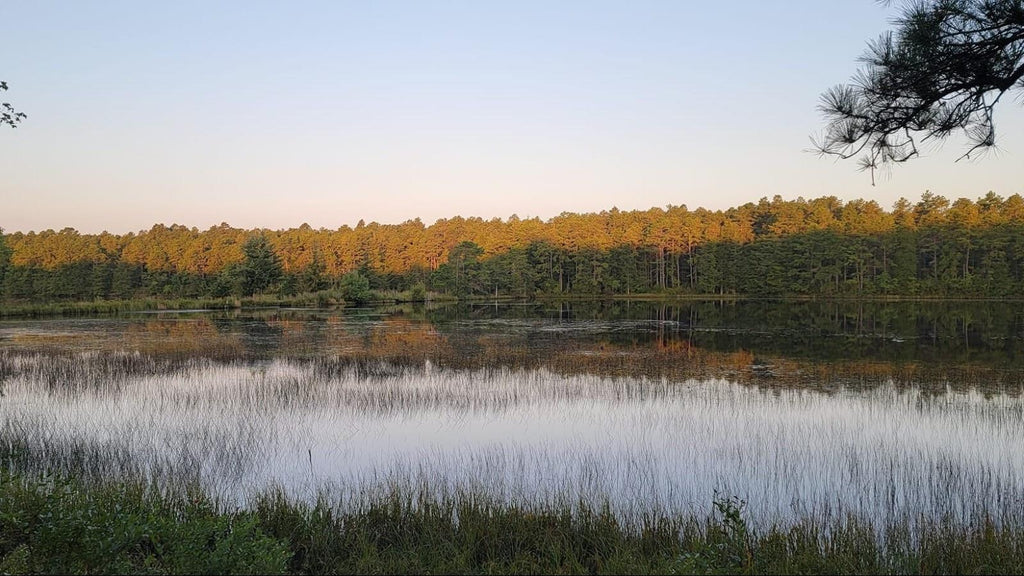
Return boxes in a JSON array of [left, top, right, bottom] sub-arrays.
[[4, 291, 1024, 319]]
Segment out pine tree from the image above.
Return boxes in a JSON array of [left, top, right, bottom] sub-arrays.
[[0, 228, 10, 300], [238, 234, 282, 296]]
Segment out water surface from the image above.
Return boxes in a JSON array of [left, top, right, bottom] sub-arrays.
[[2, 300, 1023, 529]]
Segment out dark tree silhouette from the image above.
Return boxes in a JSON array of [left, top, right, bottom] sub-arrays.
[[0, 229, 10, 300], [815, 0, 1024, 182], [238, 234, 283, 296], [1, 82, 26, 128]]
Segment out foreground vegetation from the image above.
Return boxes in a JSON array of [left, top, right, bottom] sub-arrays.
[[1, 470, 1023, 575], [3, 300, 1023, 574]]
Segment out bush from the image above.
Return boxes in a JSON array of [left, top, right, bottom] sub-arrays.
[[409, 283, 427, 302], [0, 473, 289, 574], [339, 271, 372, 305]]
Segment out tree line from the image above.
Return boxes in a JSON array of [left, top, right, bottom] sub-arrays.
[[2, 191, 1024, 303]]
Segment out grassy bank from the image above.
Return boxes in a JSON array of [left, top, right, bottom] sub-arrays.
[[0, 289, 444, 318], [0, 294, 333, 318], [1, 471, 1022, 575], [8, 290, 1024, 320]]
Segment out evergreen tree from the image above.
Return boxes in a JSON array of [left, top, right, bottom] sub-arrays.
[[1, 82, 26, 129], [0, 228, 10, 299], [298, 250, 329, 293], [816, 0, 1024, 179], [237, 234, 283, 296]]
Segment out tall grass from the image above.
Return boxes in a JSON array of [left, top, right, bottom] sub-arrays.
[[0, 292, 350, 318], [2, 349, 1022, 536], [2, 468, 1024, 574]]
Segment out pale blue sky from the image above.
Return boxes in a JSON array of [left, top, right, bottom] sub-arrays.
[[2, 0, 1022, 234]]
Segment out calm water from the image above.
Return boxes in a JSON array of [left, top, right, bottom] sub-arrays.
[[2, 300, 1023, 529]]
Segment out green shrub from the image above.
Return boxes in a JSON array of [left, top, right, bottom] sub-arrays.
[[0, 473, 288, 575]]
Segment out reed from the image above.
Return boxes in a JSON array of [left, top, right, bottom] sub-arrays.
[[2, 349, 1022, 537], [3, 302, 1024, 573]]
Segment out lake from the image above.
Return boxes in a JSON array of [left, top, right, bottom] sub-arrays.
[[2, 300, 1023, 531]]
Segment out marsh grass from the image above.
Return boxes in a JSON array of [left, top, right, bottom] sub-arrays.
[[0, 288, 456, 319], [0, 292, 347, 318], [2, 468, 1024, 574], [3, 306, 1024, 573], [2, 349, 1023, 538]]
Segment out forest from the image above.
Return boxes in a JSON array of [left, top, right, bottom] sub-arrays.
[[2, 191, 1024, 303]]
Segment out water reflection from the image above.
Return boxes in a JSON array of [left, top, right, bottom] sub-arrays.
[[1, 353, 1021, 530], [4, 300, 1023, 388], [2, 300, 1024, 530]]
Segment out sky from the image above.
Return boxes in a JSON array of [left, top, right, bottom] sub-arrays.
[[2, 0, 1023, 234]]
